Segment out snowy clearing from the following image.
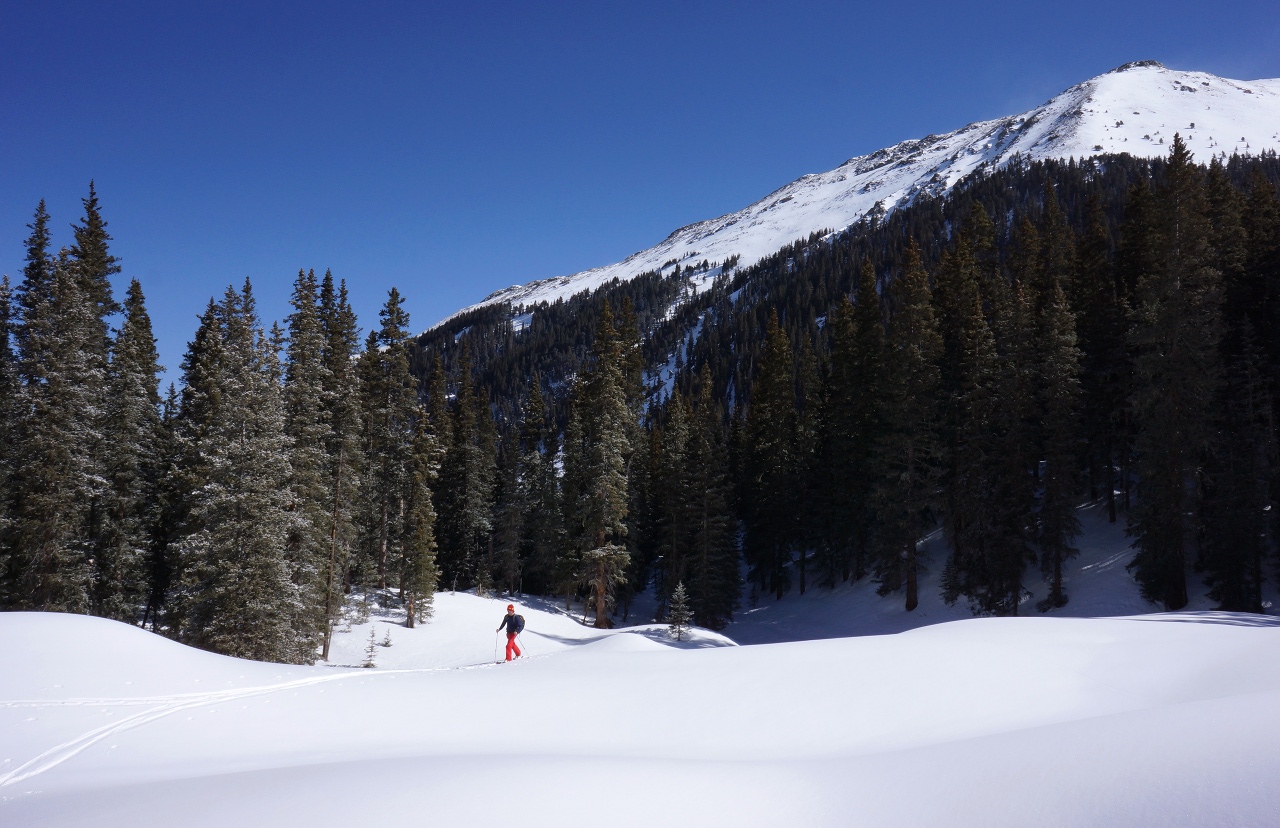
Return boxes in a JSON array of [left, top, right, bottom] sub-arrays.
[[5, 579, 1280, 826]]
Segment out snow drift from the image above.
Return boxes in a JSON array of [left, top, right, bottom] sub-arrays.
[[4, 594, 1280, 827]]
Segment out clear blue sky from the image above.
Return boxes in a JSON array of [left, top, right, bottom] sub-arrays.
[[3, 0, 1278, 383]]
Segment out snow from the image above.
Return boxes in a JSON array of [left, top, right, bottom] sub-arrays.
[[430, 62, 1280, 331], [724, 501, 1233, 643], [7, 510, 1280, 828]]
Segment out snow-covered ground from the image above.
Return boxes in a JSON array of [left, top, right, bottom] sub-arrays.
[[724, 501, 1262, 643], [6, 505, 1280, 828], [432, 61, 1280, 331]]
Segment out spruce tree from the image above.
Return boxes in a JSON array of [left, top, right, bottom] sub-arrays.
[[355, 289, 417, 590], [0, 277, 17, 602], [1076, 196, 1127, 523], [318, 272, 362, 659], [7, 253, 103, 611], [170, 282, 303, 662], [684, 367, 739, 629], [283, 269, 334, 657], [402, 411, 439, 626], [1199, 324, 1273, 613], [667, 581, 693, 641], [562, 305, 634, 627], [515, 374, 562, 595], [872, 244, 942, 611], [1127, 136, 1224, 610], [1036, 280, 1084, 610], [436, 347, 497, 590], [743, 310, 797, 600], [95, 279, 162, 621], [653, 392, 692, 601]]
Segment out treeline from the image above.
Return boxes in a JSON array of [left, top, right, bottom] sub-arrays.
[[0, 189, 444, 662], [0, 184, 716, 661], [4, 138, 1279, 665], [710, 138, 1280, 614], [423, 140, 1280, 620]]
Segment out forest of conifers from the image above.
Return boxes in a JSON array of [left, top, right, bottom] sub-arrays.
[[2, 138, 1279, 663]]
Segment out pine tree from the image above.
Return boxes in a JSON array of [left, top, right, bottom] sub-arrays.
[[170, 282, 303, 662], [490, 446, 524, 594], [356, 289, 417, 590], [436, 347, 497, 590], [1076, 195, 1127, 523], [684, 367, 739, 629], [67, 181, 121, 326], [515, 374, 562, 595], [743, 310, 797, 600], [1036, 280, 1084, 610], [1127, 136, 1224, 610], [872, 244, 942, 611], [95, 279, 162, 621], [653, 392, 692, 601], [793, 336, 821, 595], [0, 277, 18, 602], [7, 253, 103, 611], [667, 581, 693, 641], [402, 411, 439, 626], [318, 272, 362, 660], [283, 269, 334, 658], [562, 305, 634, 627], [1199, 324, 1273, 613]]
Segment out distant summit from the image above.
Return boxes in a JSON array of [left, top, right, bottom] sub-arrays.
[[433, 62, 1280, 329]]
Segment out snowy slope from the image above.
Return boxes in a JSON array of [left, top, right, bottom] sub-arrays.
[[6, 605, 1280, 827], [435, 61, 1280, 328]]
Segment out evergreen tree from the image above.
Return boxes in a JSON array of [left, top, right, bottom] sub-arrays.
[[515, 374, 562, 595], [490, 445, 524, 593], [318, 272, 363, 660], [1127, 136, 1224, 610], [355, 289, 417, 590], [1199, 324, 1274, 613], [0, 277, 18, 601], [1036, 280, 1084, 610], [402, 411, 439, 626], [170, 282, 303, 662], [684, 367, 739, 629], [562, 305, 634, 627], [1076, 195, 1127, 523], [436, 347, 497, 590], [872, 244, 942, 611], [653, 392, 692, 601], [95, 279, 162, 621], [67, 180, 121, 326], [6, 253, 103, 611], [283, 269, 334, 657], [743, 310, 797, 600], [667, 581, 693, 641]]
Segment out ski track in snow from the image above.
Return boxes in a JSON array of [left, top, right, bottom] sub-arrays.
[[0, 658, 518, 789]]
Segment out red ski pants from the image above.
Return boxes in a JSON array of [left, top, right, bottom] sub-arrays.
[[505, 633, 521, 661]]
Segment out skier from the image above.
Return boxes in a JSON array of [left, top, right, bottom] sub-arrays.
[[496, 604, 525, 661]]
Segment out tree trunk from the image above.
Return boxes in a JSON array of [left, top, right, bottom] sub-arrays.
[[594, 558, 608, 628], [321, 446, 344, 662], [905, 540, 918, 612]]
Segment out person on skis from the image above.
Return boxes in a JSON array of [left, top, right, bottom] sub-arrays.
[[496, 604, 524, 661]]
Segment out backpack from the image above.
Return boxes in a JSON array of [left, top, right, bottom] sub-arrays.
[[514, 614, 525, 634]]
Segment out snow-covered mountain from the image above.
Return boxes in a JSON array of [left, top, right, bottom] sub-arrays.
[[435, 61, 1280, 328]]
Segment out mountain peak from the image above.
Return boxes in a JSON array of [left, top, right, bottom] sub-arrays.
[[431, 63, 1280, 330], [1111, 60, 1165, 73]]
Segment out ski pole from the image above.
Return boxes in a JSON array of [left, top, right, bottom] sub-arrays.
[[517, 633, 527, 657], [494, 632, 500, 663]]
